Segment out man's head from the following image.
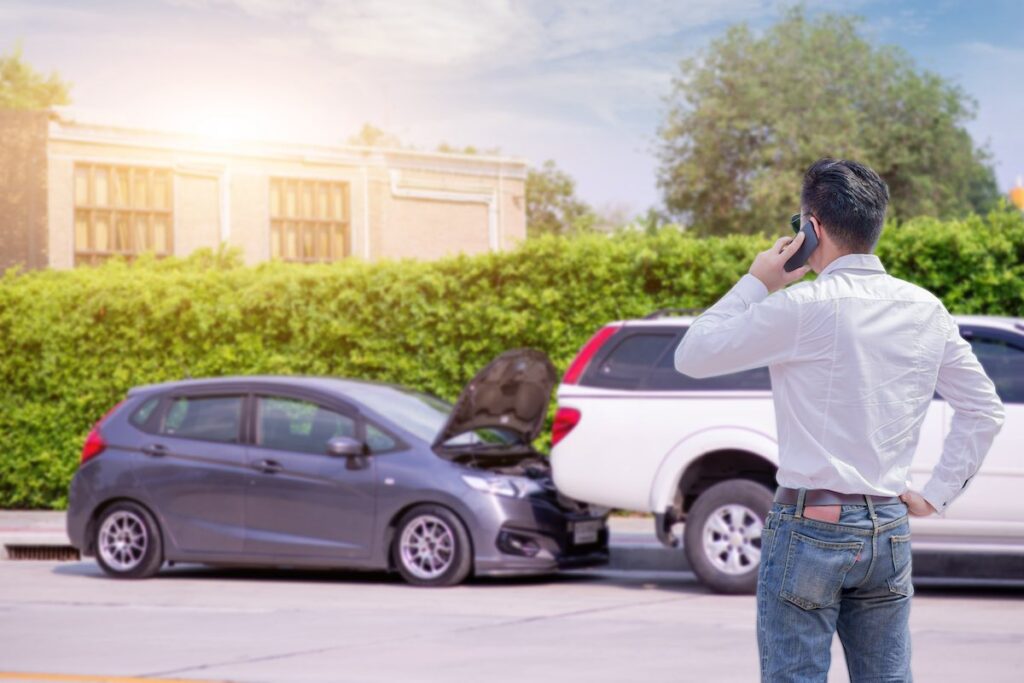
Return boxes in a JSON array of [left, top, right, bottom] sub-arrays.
[[799, 158, 889, 270]]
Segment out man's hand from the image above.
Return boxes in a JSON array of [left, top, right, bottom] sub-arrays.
[[748, 232, 812, 293], [900, 490, 937, 517]]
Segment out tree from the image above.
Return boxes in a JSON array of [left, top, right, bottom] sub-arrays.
[[0, 44, 71, 110], [526, 160, 595, 237], [656, 8, 1000, 236], [347, 122, 404, 148]]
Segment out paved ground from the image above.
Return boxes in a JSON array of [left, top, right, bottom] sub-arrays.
[[1, 559, 1022, 683]]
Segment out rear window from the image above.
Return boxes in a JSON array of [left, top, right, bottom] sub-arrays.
[[579, 326, 771, 391]]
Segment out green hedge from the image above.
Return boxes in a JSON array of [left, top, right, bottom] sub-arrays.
[[2, 208, 1023, 508]]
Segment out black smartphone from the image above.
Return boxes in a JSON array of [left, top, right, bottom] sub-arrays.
[[784, 213, 819, 272]]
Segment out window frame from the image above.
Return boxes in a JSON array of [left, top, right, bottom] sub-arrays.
[[578, 325, 773, 393], [249, 392, 360, 457], [73, 162, 174, 266], [244, 388, 408, 456], [958, 325, 1024, 404], [268, 177, 351, 263], [151, 392, 248, 446]]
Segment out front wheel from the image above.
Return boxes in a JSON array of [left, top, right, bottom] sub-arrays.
[[684, 480, 773, 594], [392, 505, 473, 587], [94, 502, 164, 579]]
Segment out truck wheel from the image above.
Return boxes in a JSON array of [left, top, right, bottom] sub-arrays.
[[684, 480, 773, 594]]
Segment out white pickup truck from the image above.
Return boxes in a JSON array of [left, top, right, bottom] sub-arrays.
[[550, 311, 1024, 593]]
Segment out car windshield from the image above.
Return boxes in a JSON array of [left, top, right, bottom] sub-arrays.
[[351, 384, 517, 446]]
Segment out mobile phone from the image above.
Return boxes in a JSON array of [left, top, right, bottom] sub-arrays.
[[784, 217, 819, 272]]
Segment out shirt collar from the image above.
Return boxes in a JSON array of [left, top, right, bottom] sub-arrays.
[[819, 253, 886, 277]]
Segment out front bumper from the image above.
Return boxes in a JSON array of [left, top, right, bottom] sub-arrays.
[[473, 495, 610, 576]]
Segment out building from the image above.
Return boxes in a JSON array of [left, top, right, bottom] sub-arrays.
[[0, 110, 527, 271]]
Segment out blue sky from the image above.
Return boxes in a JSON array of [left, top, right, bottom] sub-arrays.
[[4, 0, 1022, 217]]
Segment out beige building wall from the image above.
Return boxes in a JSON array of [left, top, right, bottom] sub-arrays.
[[44, 120, 528, 269], [174, 173, 221, 257]]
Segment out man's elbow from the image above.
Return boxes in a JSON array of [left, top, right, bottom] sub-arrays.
[[674, 343, 712, 379], [990, 396, 1007, 431]]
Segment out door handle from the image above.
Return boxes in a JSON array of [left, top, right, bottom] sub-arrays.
[[254, 459, 283, 474], [142, 444, 168, 457]]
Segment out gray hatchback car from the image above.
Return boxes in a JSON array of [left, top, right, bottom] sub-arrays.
[[66, 349, 609, 586]]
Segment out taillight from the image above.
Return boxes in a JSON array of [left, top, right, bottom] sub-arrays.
[[551, 407, 581, 447], [80, 401, 123, 465], [81, 429, 106, 464], [562, 324, 622, 384]]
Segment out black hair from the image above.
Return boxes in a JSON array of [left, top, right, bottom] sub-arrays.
[[801, 158, 889, 253]]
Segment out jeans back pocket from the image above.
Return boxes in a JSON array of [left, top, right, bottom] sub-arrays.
[[887, 533, 914, 597], [780, 532, 864, 610]]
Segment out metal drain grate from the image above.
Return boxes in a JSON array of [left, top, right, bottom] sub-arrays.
[[5, 544, 81, 561]]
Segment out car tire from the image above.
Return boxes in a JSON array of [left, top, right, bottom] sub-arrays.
[[684, 479, 773, 595], [392, 505, 473, 587], [94, 501, 164, 579]]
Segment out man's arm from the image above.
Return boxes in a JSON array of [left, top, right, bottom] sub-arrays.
[[919, 313, 1006, 515], [675, 234, 810, 378], [674, 274, 801, 378]]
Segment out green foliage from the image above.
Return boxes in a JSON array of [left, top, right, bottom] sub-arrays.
[[2, 209, 1022, 508], [0, 43, 71, 110], [347, 122, 404, 148], [526, 159, 595, 237], [657, 8, 1000, 236]]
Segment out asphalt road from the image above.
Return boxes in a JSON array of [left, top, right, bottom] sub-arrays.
[[1, 561, 1022, 683]]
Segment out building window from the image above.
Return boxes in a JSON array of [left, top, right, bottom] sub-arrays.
[[73, 163, 173, 265], [269, 178, 350, 262]]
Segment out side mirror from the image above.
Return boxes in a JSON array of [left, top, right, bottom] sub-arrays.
[[326, 436, 365, 458]]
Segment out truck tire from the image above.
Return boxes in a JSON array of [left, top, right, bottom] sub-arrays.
[[684, 479, 773, 594]]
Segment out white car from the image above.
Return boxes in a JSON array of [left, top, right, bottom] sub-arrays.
[[550, 310, 1024, 593]]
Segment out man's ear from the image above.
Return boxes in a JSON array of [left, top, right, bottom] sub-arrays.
[[810, 216, 823, 242]]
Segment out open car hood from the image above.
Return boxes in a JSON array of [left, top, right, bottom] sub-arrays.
[[432, 348, 558, 451]]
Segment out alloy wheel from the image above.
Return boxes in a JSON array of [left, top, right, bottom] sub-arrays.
[[701, 503, 762, 575], [399, 514, 456, 580], [98, 510, 149, 572]]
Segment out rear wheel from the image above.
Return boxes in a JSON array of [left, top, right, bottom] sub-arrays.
[[94, 502, 164, 579], [684, 479, 773, 594], [392, 505, 472, 587]]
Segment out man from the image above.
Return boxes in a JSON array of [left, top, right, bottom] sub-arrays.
[[674, 158, 1005, 682]]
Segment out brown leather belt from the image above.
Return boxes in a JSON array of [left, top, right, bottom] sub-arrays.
[[774, 486, 903, 506]]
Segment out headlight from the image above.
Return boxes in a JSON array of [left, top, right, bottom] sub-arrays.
[[461, 474, 542, 499]]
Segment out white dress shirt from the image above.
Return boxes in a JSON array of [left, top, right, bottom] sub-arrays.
[[674, 253, 1005, 513]]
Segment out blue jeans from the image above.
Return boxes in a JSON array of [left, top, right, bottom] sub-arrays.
[[756, 498, 913, 682]]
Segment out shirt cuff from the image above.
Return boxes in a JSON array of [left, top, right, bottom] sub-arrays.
[[732, 273, 769, 305], [920, 478, 952, 517]]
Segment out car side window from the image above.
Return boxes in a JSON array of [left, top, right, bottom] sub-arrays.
[[130, 396, 160, 430], [256, 396, 355, 455], [161, 395, 243, 443], [582, 333, 677, 389], [645, 328, 772, 391], [966, 335, 1024, 404], [365, 423, 397, 452]]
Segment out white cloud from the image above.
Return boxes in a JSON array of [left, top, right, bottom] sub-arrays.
[[168, 0, 768, 70]]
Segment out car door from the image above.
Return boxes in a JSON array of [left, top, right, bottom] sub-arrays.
[[136, 392, 248, 554], [243, 393, 376, 560], [931, 326, 1024, 527]]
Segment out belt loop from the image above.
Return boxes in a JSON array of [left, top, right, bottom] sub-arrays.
[[865, 494, 877, 522], [795, 488, 806, 519]]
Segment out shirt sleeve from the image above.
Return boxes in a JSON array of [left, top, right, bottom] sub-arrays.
[[674, 273, 802, 378], [921, 313, 1006, 514]]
